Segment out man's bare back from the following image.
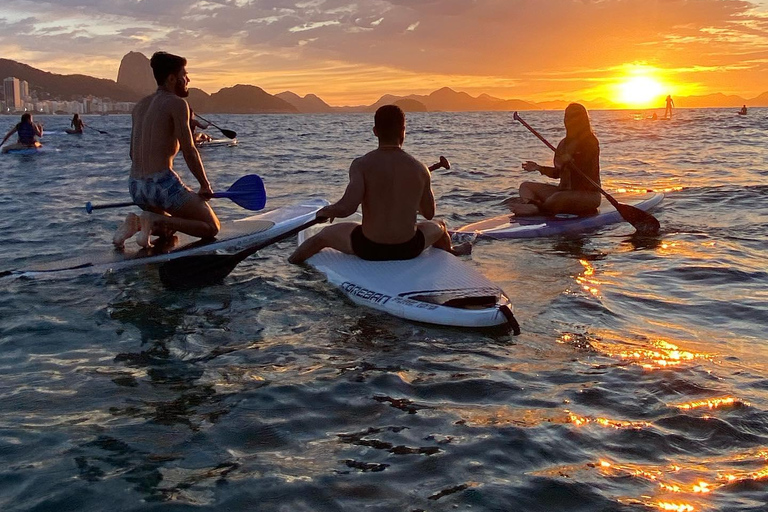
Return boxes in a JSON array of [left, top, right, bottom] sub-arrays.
[[130, 92, 185, 179], [356, 148, 432, 243]]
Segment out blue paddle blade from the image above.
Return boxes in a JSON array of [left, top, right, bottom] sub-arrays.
[[212, 174, 267, 211]]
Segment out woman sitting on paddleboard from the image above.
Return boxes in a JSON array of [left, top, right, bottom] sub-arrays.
[[507, 103, 601, 217], [0, 113, 44, 153], [68, 113, 86, 134]]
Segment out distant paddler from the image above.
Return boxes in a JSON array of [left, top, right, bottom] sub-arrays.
[[739, 105, 747, 115], [66, 113, 86, 134], [189, 107, 212, 144], [664, 94, 674, 119], [112, 51, 220, 249], [0, 113, 44, 154]]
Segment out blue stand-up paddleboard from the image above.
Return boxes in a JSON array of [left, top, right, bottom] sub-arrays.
[[298, 226, 519, 331], [2, 199, 328, 280], [455, 192, 663, 239]]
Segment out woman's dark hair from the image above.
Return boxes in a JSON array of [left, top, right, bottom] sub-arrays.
[[150, 52, 187, 86], [564, 103, 593, 140], [374, 105, 405, 140], [20, 113, 32, 123]]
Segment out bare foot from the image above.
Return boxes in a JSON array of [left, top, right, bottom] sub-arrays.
[[509, 203, 541, 216], [136, 211, 165, 248], [112, 213, 140, 248], [450, 241, 473, 256]]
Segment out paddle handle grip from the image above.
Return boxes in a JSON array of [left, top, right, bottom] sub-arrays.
[[428, 156, 451, 172], [85, 201, 135, 214]]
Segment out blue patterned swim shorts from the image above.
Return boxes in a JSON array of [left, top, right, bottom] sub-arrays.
[[129, 169, 197, 212]]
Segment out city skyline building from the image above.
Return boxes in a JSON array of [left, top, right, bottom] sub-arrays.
[[3, 77, 23, 111]]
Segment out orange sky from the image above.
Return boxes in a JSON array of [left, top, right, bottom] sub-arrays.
[[1, 0, 768, 107]]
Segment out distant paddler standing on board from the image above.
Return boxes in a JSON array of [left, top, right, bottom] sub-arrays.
[[289, 104, 470, 264], [0, 113, 44, 153], [664, 94, 674, 119], [112, 51, 220, 249]]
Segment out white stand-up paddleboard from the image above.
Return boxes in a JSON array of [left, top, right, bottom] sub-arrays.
[[298, 227, 519, 331], [2, 199, 328, 279], [455, 192, 663, 239]]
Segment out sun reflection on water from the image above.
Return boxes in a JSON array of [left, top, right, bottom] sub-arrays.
[[590, 336, 711, 370]]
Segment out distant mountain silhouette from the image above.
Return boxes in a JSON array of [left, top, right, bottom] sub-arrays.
[[116, 52, 156, 96], [209, 85, 298, 114], [186, 88, 213, 113], [3, 56, 768, 112], [675, 92, 752, 109], [394, 98, 427, 112], [370, 87, 538, 112], [0, 58, 140, 102], [276, 91, 334, 113], [750, 91, 768, 105]]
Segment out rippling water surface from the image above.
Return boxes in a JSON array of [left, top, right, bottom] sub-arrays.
[[1, 109, 767, 512]]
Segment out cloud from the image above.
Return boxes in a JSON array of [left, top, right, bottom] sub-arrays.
[[1, 0, 767, 103]]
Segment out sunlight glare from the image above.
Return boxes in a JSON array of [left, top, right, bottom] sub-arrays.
[[617, 76, 664, 108]]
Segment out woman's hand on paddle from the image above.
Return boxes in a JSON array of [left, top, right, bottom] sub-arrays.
[[522, 161, 540, 173]]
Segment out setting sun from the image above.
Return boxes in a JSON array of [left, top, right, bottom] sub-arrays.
[[617, 76, 665, 108]]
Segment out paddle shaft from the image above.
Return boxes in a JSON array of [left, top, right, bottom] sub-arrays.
[[86, 174, 266, 214], [194, 114, 236, 138]]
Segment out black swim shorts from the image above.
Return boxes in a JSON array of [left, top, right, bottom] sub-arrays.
[[350, 225, 425, 261]]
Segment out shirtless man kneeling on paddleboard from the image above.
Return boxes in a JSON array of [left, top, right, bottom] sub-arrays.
[[112, 51, 220, 249], [289, 104, 469, 264]]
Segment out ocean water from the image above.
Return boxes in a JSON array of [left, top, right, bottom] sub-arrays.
[[0, 108, 766, 512]]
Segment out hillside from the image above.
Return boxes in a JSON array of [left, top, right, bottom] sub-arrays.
[[0, 59, 140, 102], [209, 85, 298, 114], [276, 91, 334, 113]]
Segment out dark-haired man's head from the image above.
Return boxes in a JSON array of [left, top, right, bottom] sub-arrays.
[[150, 51, 189, 97], [374, 105, 406, 145]]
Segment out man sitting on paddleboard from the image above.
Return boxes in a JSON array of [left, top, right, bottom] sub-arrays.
[[506, 103, 601, 217], [0, 113, 44, 153], [289, 104, 469, 264], [112, 51, 220, 249]]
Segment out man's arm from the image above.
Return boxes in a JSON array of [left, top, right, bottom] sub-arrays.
[[173, 99, 212, 196], [318, 161, 365, 220], [418, 168, 436, 220]]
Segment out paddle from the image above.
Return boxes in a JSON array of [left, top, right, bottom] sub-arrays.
[[87, 125, 110, 135], [160, 156, 450, 289], [194, 114, 237, 139], [85, 174, 267, 213], [430, 156, 450, 172], [512, 112, 660, 235]]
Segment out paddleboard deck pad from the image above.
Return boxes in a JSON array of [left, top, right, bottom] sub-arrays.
[[455, 192, 663, 239], [298, 227, 518, 331], [2, 199, 329, 279]]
